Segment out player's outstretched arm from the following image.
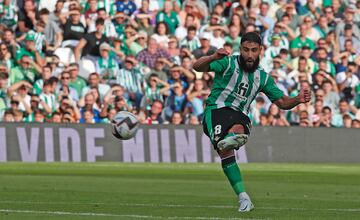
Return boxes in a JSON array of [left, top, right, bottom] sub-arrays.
[[193, 48, 230, 72], [274, 88, 311, 110]]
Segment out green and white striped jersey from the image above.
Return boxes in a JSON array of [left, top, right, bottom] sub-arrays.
[[206, 55, 284, 115]]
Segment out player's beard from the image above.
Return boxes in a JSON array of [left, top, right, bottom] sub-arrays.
[[239, 55, 260, 73]]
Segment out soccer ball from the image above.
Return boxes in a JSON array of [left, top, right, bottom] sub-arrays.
[[111, 111, 139, 140]]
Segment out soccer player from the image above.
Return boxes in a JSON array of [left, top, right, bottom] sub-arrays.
[[193, 32, 311, 212]]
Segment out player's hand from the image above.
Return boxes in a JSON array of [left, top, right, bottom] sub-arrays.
[[298, 88, 311, 103], [212, 48, 230, 60]]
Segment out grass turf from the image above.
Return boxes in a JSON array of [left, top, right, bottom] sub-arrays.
[[0, 163, 359, 220]]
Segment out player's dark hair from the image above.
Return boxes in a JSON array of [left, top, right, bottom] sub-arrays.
[[241, 32, 262, 45]]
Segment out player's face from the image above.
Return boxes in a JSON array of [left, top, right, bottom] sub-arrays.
[[240, 41, 261, 72]]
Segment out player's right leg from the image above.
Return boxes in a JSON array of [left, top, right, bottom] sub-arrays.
[[218, 131, 254, 212]]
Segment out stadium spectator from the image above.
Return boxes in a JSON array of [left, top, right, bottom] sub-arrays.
[[0, 0, 359, 128], [139, 99, 164, 124], [136, 37, 171, 69], [74, 18, 109, 63]]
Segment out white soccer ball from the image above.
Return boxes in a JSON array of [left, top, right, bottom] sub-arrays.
[[111, 111, 139, 140]]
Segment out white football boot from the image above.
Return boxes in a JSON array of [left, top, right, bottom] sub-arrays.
[[217, 134, 248, 151], [238, 192, 254, 212]]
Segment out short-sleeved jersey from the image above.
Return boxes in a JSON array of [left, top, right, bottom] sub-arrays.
[[206, 55, 284, 114]]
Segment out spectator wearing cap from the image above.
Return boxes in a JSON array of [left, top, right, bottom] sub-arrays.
[[263, 22, 289, 48], [136, 37, 172, 69], [10, 55, 41, 84], [335, 6, 360, 40], [38, 8, 63, 52], [116, 56, 143, 107], [17, 21, 46, 52], [17, 0, 38, 34], [74, 18, 109, 63], [192, 32, 217, 59], [57, 71, 79, 102], [60, 8, 86, 48], [15, 33, 45, 67], [116, 0, 137, 16], [290, 24, 315, 57], [180, 26, 201, 52], [156, 0, 179, 35], [96, 43, 121, 81], [82, 72, 111, 101], [264, 35, 286, 63], [33, 65, 52, 95]]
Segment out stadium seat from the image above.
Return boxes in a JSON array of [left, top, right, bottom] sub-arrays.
[[78, 59, 96, 79], [54, 48, 75, 66]]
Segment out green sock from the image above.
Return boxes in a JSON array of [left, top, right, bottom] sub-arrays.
[[222, 156, 245, 195]]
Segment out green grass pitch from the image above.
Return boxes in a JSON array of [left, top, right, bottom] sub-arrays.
[[0, 163, 359, 220]]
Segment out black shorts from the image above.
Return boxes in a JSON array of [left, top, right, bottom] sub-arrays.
[[203, 107, 251, 148]]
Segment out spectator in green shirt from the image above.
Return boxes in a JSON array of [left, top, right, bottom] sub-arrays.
[[156, 0, 179, 34], [15, 33, 45, 67], [290, 24, 315, 57], [68, 63, 87, 96], [10, 55, 40, 84]]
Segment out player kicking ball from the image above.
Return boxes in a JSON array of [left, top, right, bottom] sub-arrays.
[[193, 32, 311, 212]]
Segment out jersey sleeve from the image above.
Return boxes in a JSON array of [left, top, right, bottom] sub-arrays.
[[209, 57, 230, 74], [262, 74, 284, 102]]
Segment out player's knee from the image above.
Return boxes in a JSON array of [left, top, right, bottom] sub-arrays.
[[218, 149, 235, 159], [229, 124, 245, 134]]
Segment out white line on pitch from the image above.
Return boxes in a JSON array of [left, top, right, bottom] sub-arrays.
[[0, 209, 264, 220], [0, 200, 360, 212]]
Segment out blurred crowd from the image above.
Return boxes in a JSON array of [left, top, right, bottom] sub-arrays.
[[0, 0, 360, 128]]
